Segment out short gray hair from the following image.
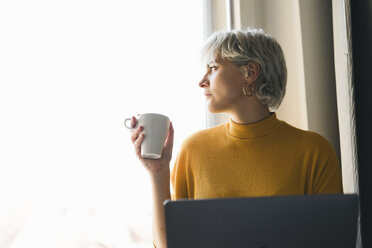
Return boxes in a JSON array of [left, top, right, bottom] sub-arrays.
[[201, 28, 287, 111]]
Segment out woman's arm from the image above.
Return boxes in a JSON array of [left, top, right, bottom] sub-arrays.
[[150, 169, 171, 248], [129, 116, 174, 248]]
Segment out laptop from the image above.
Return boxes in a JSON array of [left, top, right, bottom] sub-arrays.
[[164, 194, 358, 248]]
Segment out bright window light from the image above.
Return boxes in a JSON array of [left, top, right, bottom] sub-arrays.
[[0, 0, 205, 247]]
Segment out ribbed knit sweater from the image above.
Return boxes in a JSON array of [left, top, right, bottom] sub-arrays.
[[170, 113, 343, 199]]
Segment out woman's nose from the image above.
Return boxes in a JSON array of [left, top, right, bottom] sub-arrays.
[[198, 74, 209, 88]]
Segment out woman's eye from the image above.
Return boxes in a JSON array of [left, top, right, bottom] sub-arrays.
[[207, 60, 218, 71], [208, 65, 217, 71]]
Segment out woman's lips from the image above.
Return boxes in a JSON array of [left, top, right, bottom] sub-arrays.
[[204, 92, 212, 97]]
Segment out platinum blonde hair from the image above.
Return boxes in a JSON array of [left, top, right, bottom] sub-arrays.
[[201, 28, 287, 111]]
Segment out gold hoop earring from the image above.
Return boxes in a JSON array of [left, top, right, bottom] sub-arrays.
[[243, 83, 254, 97]]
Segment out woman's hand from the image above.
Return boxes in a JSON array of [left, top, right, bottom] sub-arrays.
[[130, 116, 174, 175]]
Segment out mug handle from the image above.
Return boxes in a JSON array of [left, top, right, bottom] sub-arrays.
[[124, 118, 135, 129]]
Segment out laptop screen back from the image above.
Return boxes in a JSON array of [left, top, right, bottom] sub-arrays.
[[164, 194, 358, 248]]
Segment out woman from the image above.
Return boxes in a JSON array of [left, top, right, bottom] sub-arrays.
[[129, 28, 343, 248]]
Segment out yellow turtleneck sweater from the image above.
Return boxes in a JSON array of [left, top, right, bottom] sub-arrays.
[[170, 113, 343, 200]]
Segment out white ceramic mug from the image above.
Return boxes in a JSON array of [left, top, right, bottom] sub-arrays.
[[124, 113, 170, 159]]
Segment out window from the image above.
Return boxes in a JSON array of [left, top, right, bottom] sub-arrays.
[[0, 0, 205, 247]]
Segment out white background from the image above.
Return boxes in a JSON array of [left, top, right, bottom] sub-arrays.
[[0, 0, 205, 247]]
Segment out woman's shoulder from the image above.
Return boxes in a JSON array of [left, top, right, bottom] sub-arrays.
[[279, 121, 334, 150], [180, 123, 226, 149]]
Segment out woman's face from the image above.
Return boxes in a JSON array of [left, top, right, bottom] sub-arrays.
[[199, 56, 246, 114]]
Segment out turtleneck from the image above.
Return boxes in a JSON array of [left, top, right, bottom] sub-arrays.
[[171, 111, 343, 201], [226, 112, 281, 139]]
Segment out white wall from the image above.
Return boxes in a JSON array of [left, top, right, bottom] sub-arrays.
[[332, 0, 358, 193], [298, 0, 341, 160]]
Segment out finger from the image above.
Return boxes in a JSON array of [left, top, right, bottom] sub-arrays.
[[131, 126, 143, 144], [134, 133, 145, 158], [130, 116, 137, 128]]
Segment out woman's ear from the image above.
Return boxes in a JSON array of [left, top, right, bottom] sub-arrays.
[[245, 62, 260, 85]]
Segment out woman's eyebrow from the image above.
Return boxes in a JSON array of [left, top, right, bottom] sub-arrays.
[[207, 60, 217, 66]]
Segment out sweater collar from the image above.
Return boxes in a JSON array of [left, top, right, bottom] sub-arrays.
[[226, 113, 280, 139]]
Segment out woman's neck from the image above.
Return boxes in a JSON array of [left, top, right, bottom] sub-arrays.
[[229, 101, 271, 124]]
